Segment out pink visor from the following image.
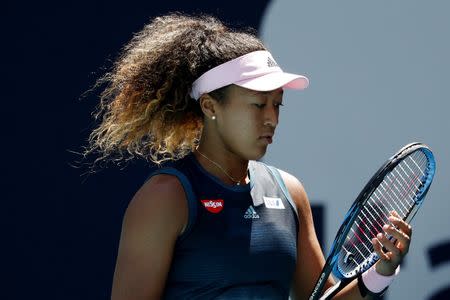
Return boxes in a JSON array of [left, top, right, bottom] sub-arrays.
[[190, 50, 309, 100]]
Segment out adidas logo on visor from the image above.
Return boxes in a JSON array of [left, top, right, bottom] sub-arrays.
[[267, 56, 279, 68]]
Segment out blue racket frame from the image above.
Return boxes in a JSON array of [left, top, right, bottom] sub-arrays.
[[309, 142, 436, 300]]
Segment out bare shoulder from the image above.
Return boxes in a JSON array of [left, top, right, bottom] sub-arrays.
[[111, 173, 188, 299], [125, 173, 188, 235], [277, 168, 310, 212]]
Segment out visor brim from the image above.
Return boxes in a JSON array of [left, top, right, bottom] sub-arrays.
[[234, 72, 309, 92]]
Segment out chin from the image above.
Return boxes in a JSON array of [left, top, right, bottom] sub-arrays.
[[247, 147, 268, 161]]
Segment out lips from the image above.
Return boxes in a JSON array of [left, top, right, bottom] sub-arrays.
[[260, 133, 274, 139], [259, 134, 274, 144]]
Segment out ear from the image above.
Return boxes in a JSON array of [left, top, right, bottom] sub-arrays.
[[198, 94, 218, 119]]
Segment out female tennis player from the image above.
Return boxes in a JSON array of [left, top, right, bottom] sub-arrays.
[[86, 13, 412, 299]]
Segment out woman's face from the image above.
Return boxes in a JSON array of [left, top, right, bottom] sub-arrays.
[[214, 85, 284, 160]]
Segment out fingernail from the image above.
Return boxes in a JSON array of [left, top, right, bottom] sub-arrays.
[[377, 233, 383, 239], [383, 224, 389, 230]]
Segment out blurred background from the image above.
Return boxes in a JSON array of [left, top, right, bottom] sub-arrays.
[[6, 1, 449, 299]]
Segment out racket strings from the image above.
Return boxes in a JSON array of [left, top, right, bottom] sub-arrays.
[[338, 150, 429, 276]]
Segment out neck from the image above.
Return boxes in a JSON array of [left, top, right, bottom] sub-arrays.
[[194, 142, 249, 186]]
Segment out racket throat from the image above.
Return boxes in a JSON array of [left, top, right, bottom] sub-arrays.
[[343, 250, 355, 264]]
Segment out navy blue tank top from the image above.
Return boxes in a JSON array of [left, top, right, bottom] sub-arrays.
[[146, 153, 299, 299]]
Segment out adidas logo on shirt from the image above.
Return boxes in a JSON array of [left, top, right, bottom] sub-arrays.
[[244, 205, 260, 219]]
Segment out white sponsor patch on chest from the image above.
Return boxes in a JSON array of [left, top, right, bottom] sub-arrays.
[[263, 196, 285, 209]]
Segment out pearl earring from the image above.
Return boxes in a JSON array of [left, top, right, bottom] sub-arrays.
[[212, 116, 216, 120]]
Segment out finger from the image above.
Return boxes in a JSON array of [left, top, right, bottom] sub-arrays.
[[372, 237, 390, 261], [390, 210, 401, 219], [389, 215, 413, 237], [383, 224, 411, 253], [377, 232, 402, 262]]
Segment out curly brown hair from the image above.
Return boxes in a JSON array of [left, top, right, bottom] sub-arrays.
[[84, 13, 266, 167]]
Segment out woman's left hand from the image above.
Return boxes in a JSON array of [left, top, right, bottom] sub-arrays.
[[372, 211, 412, 276]]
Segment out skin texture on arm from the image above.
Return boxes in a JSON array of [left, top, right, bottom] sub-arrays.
[[110, 174, 188, 300], [279, 169, 333, 299], [281, 170, 373, 300]]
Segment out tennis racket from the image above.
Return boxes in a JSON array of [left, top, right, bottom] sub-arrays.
[[309, 142, 436, 300]]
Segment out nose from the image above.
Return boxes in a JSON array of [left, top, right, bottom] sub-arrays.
[[264, 105, 279, 128]]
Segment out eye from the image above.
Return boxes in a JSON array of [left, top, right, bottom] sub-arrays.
[[275, 102, 284, 108], [253, 103, 265, 109]]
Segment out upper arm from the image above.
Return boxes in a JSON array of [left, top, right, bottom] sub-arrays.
[[279, 170, 334, 299], [111, 174, 188, 300]]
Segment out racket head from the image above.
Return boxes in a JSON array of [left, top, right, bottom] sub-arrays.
[[331, 142, 436, 280]]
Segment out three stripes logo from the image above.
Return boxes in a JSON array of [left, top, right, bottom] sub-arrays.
[[267, 56, 279, 68], [244, 205, 260, 219]]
